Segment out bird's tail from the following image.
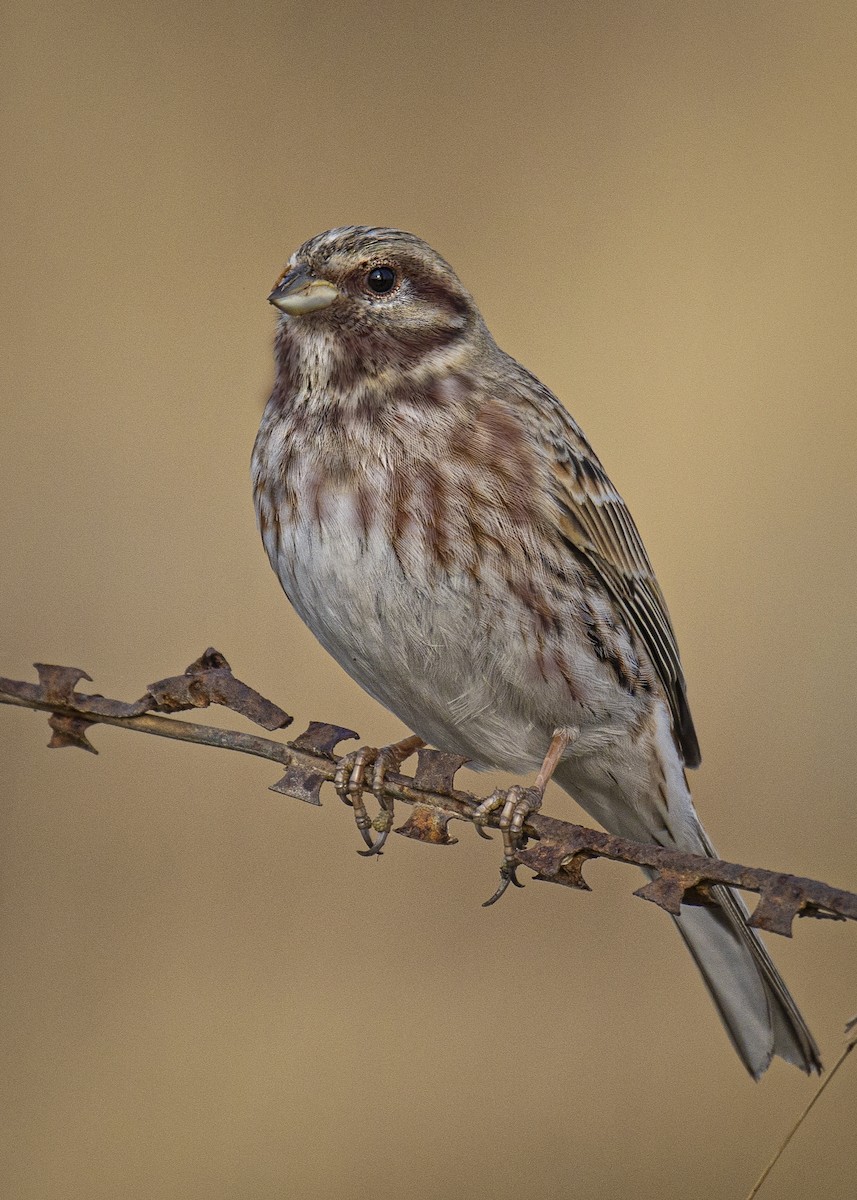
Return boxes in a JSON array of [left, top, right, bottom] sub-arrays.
[[555, 761, 821, 1077], [666, 871, 821, 1077]]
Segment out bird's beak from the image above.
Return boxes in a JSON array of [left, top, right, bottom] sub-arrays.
[[268, 267, 339, 315]]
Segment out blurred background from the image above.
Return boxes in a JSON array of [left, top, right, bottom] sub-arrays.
[[2, 1, 855, 1196]]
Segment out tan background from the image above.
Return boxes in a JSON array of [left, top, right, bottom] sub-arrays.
[[2, 1, 855, 1197]]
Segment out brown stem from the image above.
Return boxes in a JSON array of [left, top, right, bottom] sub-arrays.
[[1, 650, 856, 937]]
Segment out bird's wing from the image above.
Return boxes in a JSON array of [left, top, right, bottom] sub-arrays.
[[513, 366, 701, 767]]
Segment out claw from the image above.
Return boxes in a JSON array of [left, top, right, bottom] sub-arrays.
[[356, 800, 393, 857], [482, 861, 526, 907], [357, 825, 377, 852], [357, 830, 389, 857]]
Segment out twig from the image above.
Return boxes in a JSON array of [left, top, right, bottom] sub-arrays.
[[744, 1019, 857, 1199], [1, 649, 856, 937]]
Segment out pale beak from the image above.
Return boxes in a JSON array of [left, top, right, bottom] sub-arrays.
[[268, 267, 339, 315]]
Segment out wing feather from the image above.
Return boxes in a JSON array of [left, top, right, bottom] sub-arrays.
[[508, 362, 701, 767]]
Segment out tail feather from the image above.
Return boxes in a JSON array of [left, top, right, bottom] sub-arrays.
[[669, 881, 821, 1078], [555, 759, 821, 1077], [687, 825, 821, 1076]]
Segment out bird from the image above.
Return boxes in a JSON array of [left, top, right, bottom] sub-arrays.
[[251, 225, 820, 1078]]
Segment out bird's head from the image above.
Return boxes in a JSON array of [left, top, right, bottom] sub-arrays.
[[268, 227, 488, 381]]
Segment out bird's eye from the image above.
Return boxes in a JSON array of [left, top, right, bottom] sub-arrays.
[[366, 266, 397, 294]]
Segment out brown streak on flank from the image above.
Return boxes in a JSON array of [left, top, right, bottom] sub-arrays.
[[423, 465, 454, 571], [455, 402, 542, 532], [454, 424, 492, 468], [581, 597, 614, 673], [352, 392, 379, 427], [552, 643, 582, 704], [625, 625, 656, 699], [478, 403, 530, 460], [387, 466, 412, 565], [318, 401, 345, 433], [353, 480, 375, 542], [485, 418, 541, 525], [461, 483, 508, 573], [507, 574, 581, 701], [608, 642, 635, 695], [595, 622, 634, 692], [454, 402, 533, 476], [507, 574, 554, 635]]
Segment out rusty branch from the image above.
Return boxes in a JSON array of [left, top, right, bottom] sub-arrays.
[[2, 650, 856, 937]]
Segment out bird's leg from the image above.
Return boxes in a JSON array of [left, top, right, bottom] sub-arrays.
[[476, 726, 578, 905], [334, 734, 425, 856]]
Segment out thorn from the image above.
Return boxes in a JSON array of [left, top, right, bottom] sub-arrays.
[[411, 748, 467, 793], [748, 888, 801, 938], [269, 765, 325, 805], [632, 870, 694, 916], [147, 654, 292, 729], [34, 664, 92, 707], [185, 648, 230, 673], [394, 805, 459, 845], [289, 722, 358, 757], [556, 850, 595, 891], [47, 712, 98, 754]]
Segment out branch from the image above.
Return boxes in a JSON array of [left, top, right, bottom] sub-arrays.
[[2, 649, 855, 936]]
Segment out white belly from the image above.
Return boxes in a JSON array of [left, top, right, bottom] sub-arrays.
[[264, 486, 641, 774]]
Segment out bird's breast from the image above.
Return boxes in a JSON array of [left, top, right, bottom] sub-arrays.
[[252, 401, 651, 770]]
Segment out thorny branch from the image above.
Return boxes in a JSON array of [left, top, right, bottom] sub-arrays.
[[1, 648, 856, 937]]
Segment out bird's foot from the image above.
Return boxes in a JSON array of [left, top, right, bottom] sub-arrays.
[[475, 784, 543, 905], [475, 726, 578, 906], [334, 734, 424, 856]]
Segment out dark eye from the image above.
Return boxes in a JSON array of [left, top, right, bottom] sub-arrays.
[[366, 266, 397, 294]]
